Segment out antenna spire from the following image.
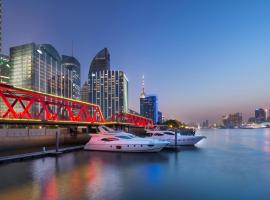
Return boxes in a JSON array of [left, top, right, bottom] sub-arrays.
[[140, 75, 145, 98]]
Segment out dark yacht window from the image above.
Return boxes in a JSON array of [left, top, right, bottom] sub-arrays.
[[101, 137, 118, 142], [155, 133, 164, 136], [164, 132, 174, 135], [116, 136, 132, 139]]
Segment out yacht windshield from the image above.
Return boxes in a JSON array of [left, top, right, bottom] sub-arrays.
[[164, 132, 175, 135], [116, 136, 133, 139]]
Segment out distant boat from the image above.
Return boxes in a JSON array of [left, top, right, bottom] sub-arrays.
[[84, 126, 169, 152], [241, 123, 268, 129]]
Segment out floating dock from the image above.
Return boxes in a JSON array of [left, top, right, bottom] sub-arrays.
[[0, 145, 84, 164]]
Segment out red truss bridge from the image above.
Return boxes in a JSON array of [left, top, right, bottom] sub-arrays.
[[110, 112, 154, 128], [0, 83, 153, 127]]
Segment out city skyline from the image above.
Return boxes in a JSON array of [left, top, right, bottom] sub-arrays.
[[3, 0, 270, 123]]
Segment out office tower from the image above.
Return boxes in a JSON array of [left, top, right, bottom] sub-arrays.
[[89, 48, 110, 72], [62, 55, 81, 99], [202, 120, 209, 128], [158, 111, 163, 124], [0, 54, 9, 114], [10, 43, 72, 97], [88, 48, 128, 119], [140, 95, 158, 124], [222, 113, 242, 128], [0, 54, 10, 84], [255, 108, 266, 123], [80, 81, 90, 103]]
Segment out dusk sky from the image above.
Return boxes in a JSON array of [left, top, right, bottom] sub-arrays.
[[3, 0, 270, 124]]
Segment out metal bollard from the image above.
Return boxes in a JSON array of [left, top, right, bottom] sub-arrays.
[[56, 130, 60, 152], [175, 130, 177, 146]]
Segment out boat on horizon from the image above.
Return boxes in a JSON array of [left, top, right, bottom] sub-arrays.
[[84, 126, 169, 152]]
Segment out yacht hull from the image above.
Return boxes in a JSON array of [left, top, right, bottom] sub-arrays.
[[84, 143, 166, 152], [147, 135, 206, 146]]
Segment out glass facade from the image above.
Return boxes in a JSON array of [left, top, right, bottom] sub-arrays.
[[10, 43, 72, 96], [89, 48, 110, 73], [62, 55, 81, 99], [80, 81, 90, 103], [89, 70, 128, 119], [0, 54, 9, 115], [140, 95, 158, 124], [0, 54, 10, 84]]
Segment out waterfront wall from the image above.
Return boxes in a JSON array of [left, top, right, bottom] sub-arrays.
[[0, 128, 89, 155]]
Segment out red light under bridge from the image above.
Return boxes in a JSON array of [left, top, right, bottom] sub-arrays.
[[0, 83, 105, 123], [110, 112, 154, 128]]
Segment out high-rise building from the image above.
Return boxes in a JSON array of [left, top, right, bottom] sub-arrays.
[[0, 54, 10, 84], [158, 111, 163, 124], [62, 55, 81, 99], [80, 81, 90, 103], [255, 108, 266, 123], [222, 113, 242, 128], [0, 54, 9, 115], [139, 76, 158, 124], [202, 120, 209, 128], [140, 95, 158, 124], [10, 43, 72, 96], [89, 48, 110, 72], [88, 48, 128, 119]]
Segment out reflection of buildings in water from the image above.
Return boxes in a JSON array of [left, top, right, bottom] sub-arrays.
[[263, 140, 270, 154], [0, 151, 169, 200]]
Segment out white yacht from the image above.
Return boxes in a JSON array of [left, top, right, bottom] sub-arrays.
[[84, 126, 169, 152], [145, 126, 206, 146]]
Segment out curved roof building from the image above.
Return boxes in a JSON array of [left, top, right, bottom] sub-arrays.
[[89, 48, 110, 73]]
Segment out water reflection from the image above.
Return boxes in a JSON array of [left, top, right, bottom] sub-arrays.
[[1, 129, 270, 200]]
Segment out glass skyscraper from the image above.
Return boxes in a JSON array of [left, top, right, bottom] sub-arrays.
[[62, 55, 81, 100], [10, 43, 72, 97], [88, 48, 128, 119], [140, 95, 158, 124], [0, 54, 10, 84], [80, 81, 90, 103]]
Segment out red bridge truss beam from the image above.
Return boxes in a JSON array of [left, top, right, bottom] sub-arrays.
[[0, 83, 105, 123], [110, 112, 154, 128]]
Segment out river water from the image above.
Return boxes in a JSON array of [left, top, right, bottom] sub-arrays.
[[1, 129, 270, 200]]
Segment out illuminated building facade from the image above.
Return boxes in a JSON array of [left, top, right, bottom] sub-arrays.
[[222, 112, 242, 128], [10, 43, 72, 96], [88, 48, 128, 119], [0, 54, 10, 84], [80, 81, 90, 103], [140, 95, 158, 124], [62, 55, 81, 99], [255, 108, 267, 123]]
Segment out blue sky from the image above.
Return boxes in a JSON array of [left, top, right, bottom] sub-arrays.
[[3, 0, 270, 123]]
